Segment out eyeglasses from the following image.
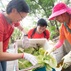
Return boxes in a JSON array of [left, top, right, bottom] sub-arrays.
[[18, 12, 23, 20], [18, 12, 27, 21]]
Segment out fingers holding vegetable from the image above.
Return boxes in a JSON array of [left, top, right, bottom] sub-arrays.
[[23, 53, 38, 65], [45, 47, 56, 55]]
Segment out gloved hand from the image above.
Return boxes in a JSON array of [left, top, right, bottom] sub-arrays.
[[62, 51, 71, 68], [23, 53, 38, 65], [45, 47, 56, 55], [63, 62, 71, 69], [22, 35, 30, 48]]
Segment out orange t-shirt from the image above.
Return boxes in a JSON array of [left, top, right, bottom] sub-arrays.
[[28, 28, 50, 39], [59, 19, 71, 44], [0, 13, 20, 52]]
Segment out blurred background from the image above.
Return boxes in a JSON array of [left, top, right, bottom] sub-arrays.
[[0, 0, 71, 43]]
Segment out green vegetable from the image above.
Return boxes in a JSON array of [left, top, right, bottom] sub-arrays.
[[18, 47, 57, 71], [18, 59, 32, 70]]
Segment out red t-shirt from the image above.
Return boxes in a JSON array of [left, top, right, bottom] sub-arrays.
[[28, 28, 50, 39], [0, 13, 20, 52]]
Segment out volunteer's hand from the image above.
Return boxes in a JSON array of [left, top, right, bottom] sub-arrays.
[[62, 51, 71, 68], [23, 53, 38, 65], [45, 47, 56, 55], [63, 62, 71, 69], [22, 35, 30, 48]]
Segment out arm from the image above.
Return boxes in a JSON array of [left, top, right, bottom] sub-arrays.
[[17, 25, 28, 39], [51, 39, 64, 52], [0, 42, 23, 61], [17, 25, 26, 34], [54, 39, 64, 48], [14, 23, 27, 35], [52, 25, 65, 52], [0, 42, 37, 65]]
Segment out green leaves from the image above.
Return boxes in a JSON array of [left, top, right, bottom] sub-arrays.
[[18, 47, 57, 70], [26, 0, 56, 18]]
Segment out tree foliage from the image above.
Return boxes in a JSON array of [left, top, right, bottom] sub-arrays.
[[26, 0, 55, 18], [25, 0, 70, 39], [25, 0, 60, 39], [9, 0, 70, 42]]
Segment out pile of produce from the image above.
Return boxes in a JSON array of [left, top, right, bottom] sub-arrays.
[[18, 45, 57, 71]]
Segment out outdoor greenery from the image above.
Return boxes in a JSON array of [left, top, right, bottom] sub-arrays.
[[0, 0, 71, 43], [11, 0, 71, 42], [0, 0, 71, 71]]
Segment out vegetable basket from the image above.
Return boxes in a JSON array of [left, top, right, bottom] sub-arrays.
[[11, 39, 59, 71]]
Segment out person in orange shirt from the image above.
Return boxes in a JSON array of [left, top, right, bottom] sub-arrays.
[[28, 18, 50, 40], [48, 2, 71, 70], [0, 0, 37, 71]]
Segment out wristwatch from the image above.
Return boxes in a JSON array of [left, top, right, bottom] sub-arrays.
[[24, 34, 28, 36]]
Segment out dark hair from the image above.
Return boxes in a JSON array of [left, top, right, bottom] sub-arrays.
[[6, 0, 30, 14], [37, 18, 48, 27], [30, 18, 48, 38]]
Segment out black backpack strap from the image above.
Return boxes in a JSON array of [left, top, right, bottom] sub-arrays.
[[64, 22, 71, 33], [31, 28, 36, 38], [31, 28, 46, 38]]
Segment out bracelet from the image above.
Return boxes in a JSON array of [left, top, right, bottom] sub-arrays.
[[22, 53, 24, 58]]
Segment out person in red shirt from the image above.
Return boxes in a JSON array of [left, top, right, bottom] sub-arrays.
[[28, 18, 50, 40], [47, 2, 71, 70], [0, 0, 37, 71]]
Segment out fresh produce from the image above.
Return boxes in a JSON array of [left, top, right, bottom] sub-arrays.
[[18, 46, 57, 71], [18, 59, 32, 70]]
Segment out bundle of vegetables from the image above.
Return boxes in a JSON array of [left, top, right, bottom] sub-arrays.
[[36, 48, 57, 71], [18, 47, 57, 71]]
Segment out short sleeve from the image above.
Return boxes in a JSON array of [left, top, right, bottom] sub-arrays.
[[0, 21, 4, 41]]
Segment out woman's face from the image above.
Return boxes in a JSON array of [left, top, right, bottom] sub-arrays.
[[10, 8, 28, 23], [16, 12, 28, 22], [55, 14, 64, 23], [36, 26, 46, 34], [55, 13, 68, 23]]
